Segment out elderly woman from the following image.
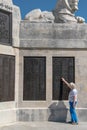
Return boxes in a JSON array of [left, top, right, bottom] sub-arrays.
[[61, 78, 78, 125]]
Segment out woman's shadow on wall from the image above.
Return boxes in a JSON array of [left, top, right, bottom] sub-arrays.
[[48, 101, 68, 122]]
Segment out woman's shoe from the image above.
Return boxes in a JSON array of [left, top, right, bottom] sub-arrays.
[[72, 122, 78, 125]]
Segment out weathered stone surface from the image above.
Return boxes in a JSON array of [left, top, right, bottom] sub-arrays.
[[0, 0, 13, 12], [14, 22, 87, 48], [20, 22, 87, 39], [0, 0, 13, 5], [16, 108, 87, 122]]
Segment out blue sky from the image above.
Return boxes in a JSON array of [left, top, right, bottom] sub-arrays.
[[13, 0, 87, 22]]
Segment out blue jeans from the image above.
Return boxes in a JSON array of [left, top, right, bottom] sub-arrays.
[[69, 102, 78, 123]]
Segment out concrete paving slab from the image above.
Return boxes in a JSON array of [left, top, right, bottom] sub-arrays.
[[0, 122, 87, 130]]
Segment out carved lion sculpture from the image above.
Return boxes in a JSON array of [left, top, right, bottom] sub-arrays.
[[53, 0, 85, 23], [24, 9, 54, 23]]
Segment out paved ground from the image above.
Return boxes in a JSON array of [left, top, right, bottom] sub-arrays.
[[0, 122, 87, 130]]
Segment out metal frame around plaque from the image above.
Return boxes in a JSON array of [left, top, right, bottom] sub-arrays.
[[0, 9, 12, 45]]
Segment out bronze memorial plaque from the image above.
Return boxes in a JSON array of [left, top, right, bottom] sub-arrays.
[[0, 9, 12, 45], [23, 57, 46, 101], [0, 55, 15, 101], [53, 57, 75, 100]]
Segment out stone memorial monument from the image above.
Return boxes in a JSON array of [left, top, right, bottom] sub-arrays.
[[0, 0, 87, 125]]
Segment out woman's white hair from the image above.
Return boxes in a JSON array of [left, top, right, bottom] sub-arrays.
[[70, 82, 76, 89]]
